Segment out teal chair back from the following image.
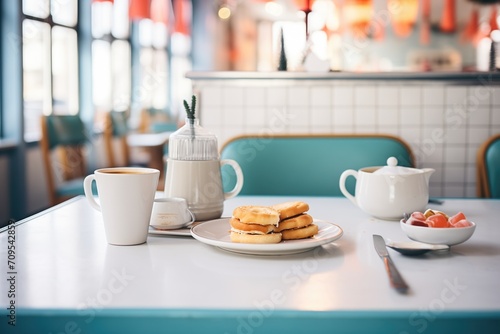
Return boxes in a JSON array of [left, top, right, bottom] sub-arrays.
[[110, 111, 129, 137], [477, 134, 500, 198], [149, 121, 178, 133], [41, 115, 94, 205], [46, 114, 88, 149], [104, 111, 131, 167], [220, 134, 415, 196]]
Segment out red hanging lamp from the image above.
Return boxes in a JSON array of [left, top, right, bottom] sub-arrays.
[[173, 0, 191, 35], [130, 0, 151, 20], [150, 0, 170, 25], [440, 0, 456, 33]]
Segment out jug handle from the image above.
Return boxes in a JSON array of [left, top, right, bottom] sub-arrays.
[[221, 159, 244, 200], [339, 170, 358, 206]]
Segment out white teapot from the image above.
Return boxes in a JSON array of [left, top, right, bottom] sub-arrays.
[[339, 157, 434, 220]]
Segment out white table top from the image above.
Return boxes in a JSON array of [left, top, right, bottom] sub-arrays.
[[1, 196, 499, 333]]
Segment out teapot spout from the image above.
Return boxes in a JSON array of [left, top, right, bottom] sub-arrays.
[[422, 168, 435, 184]]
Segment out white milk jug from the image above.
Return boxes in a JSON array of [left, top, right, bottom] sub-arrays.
[[164, 108, 243, 221]]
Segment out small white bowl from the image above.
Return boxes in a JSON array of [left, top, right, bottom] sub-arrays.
[[400, 220, 476, 246]]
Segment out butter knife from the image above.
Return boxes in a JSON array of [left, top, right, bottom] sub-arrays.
[[373, 234, 409, 294]]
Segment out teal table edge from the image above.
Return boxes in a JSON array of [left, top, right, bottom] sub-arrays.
[[1, 308, 499, 334]]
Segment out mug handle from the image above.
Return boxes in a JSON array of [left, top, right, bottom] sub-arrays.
[[83, 174, 101, 212], [221, 159, 244, 200], [186, 208, 196, 224], [339, 170, 358, 206]]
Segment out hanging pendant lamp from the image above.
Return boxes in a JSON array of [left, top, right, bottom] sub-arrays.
[[440, 0, 456, 33], [130, 0, 151, 20], [388, 0, 419, 37], [344, 0, 373, 38]]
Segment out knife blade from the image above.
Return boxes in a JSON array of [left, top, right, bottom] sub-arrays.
[[373, 234, 409, 294]]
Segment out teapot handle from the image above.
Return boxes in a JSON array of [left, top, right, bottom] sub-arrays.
[[221, 159, 244, 200], [339, 170, 358, 206]]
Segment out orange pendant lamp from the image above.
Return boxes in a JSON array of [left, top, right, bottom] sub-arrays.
[[150, 0, 170, 25], [344, 0, 373, 38], [293, 0, 315, 13], [173, 0, 191, 35], [130, 0, 151, 20], [462, 7, 479, 43], [388, 0, 419, 38], [440, 0, 456, 33]]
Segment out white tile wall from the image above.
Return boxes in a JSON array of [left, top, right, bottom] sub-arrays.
[[194, 79, 500, 198]]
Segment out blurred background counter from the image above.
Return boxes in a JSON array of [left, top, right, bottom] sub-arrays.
[[187, 70, 500, 198]]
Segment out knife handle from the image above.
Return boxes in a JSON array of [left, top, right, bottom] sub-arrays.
[[383, 257, 409, 293]]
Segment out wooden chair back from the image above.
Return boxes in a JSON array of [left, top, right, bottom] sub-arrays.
[[104, 111, 130, 167], [40, 115, 90, 205]]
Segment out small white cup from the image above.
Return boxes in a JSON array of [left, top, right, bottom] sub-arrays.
[[150, 197, 195, 230]]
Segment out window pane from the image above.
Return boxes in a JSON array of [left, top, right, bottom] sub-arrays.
[[112, 0, 130, 39], [52, 26, 79, 115], [152, 50, 169, 110], [23, 20, 51, 141], [153, 23, 168, 49], [92, 40, 112, 110], [51, 0, 78, 27], [92, 0, 113, 38], [111, 40, 131, 111], [139, 19, 153, 47], [138, 48, 154, 109], [23, 0, 50, 18]]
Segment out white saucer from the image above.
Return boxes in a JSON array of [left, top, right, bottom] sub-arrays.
[[190, 218, 343, 255], [148, 220, 213, 236]]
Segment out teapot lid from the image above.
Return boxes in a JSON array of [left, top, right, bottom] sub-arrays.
[[168, 95, 219, 161], [373, 157, 420, 175], [168, 119, 219, 161]]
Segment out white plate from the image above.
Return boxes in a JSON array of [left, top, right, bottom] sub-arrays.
[[190, 218, 343, 255]]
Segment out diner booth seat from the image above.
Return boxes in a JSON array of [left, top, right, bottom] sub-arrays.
[[477, 134, 500, 198], [40, 115, 96, 206], [220, 134, 415, 196]]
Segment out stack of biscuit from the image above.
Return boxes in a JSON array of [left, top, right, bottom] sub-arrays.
[[230, 206, 281, 244], [272, 201, 318, 240], [229, 201, 319, 244]]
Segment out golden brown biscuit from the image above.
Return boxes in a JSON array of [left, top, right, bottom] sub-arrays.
[[230, 231, 282, 244], [230, 218, 275, 234], [233, 206, 280, 226], [281, 224, 319, 240], [271, 201, 309, 220], [274, 214, 313, 232]]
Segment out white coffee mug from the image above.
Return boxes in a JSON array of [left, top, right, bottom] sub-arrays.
[[150, 197, 195, 230], [83, 167, 159, 245]]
